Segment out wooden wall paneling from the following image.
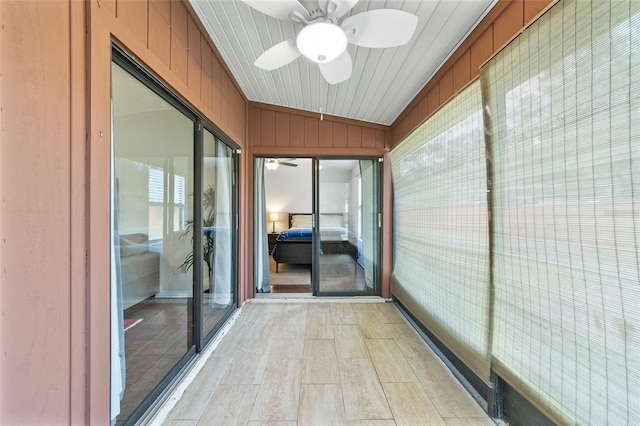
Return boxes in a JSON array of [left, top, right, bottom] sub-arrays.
[[249, 105, 260, 147], [525, 0, 551, 23], [275, 112, 291, 147], [319, 119, 333, 148], [470, 27, 494, 78], [170, 0, 188, 84], [260, 109, 276, 147], [439, 69, 454, 104], [347, 124, 362, 148], [69, 0, 88, 422], [453, 50, 471, 93], [417, 97, 429, 123], [200, 40, 213, 110], [289, 115, 305, 148], [222, 72, 230, 126], [362, 127, 376, 149], [304, 117, 319, 148], [493, 0, 525, 51], [187, 14, 201, 96], [231, 88, 245, 138], [220, 73, 230, 127], [221, 68, 230, 100], [116, 0, 148, 45], [150, 0, 170, 22], [1, 2, 75, 423], [211, 55, 222, 118], [391, 107, 417, 145], [148, 0, 171, 68], [427, 87, 440, 119], [375, 129, 386, 149], [332, 122, 348, 148], [101, 0, 117, 16]]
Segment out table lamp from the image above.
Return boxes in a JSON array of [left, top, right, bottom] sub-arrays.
[[269, 212, 279, 233]]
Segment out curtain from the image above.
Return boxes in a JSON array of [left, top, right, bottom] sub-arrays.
[[110, 150, 125, 422], [360, 160, 376, 290], [254, 158, 271, 292], [211, 140, 232, 305], [390, 80, 491, 382], [481, 0, 640, 423]]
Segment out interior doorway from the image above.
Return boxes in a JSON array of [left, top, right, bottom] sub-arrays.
[[254, 157, 381, 296]]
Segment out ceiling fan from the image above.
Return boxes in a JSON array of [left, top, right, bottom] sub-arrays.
[[265, 158, 298, 170], [241, 0, 418, 85]]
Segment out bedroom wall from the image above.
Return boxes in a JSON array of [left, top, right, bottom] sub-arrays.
[[264, 159, 313, 233]]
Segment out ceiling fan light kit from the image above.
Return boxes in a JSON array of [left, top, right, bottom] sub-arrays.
[[242, 0, 418, 85], [265, 160, 279, 171], [297, 22, 348, 63]]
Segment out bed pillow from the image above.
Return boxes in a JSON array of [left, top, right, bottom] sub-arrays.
[[291, 214, 313, 228]]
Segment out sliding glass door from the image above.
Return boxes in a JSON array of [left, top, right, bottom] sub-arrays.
[[111, 50, 238, 425], [315, 159, 381, 295], [255, 156, 381, 296], [201, 130, 236, 339]]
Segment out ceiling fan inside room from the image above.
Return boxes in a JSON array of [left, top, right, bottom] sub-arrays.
[[265, 158, 299, 170], [241, 0, 418, 85]]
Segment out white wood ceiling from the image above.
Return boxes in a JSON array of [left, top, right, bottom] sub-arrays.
[[190, 0, 496, 125]]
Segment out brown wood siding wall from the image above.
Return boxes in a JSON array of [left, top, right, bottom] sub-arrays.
[[249, 103, 388, 152], [102, 0, 247, 144], [390, 0, 553, 146], [1, 0, 87, 424]]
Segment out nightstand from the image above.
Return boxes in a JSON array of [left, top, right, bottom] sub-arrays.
[[267, 233, 278, 253]]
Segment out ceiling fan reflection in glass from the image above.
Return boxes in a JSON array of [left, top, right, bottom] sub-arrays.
[[265, 158, 299, 171]]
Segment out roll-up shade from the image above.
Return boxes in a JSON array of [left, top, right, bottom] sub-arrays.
[[481, 0, 640, 423], [390, 80, 491, 382]]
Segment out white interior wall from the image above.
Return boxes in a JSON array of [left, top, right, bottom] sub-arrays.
[[114, 110, 194, 295], [264, 159, 356, 231]]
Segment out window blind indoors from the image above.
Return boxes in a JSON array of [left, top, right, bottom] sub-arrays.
[[390, 80, 491, 382], [481, 0, 639, 423]]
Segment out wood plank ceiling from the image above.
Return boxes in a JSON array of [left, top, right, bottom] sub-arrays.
[[190, 0, 496, 125]]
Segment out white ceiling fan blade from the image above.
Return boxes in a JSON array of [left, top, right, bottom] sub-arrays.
[[241, 0, 310, 22], [318, 0, 359, 18], [319, 50, 352, 85], [342, 9, 418, 48], [254, 38, 302, 70]]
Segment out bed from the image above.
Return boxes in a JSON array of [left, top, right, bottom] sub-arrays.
[[271, 213, 359, 272]]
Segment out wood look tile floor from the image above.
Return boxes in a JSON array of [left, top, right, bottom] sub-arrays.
[[164, 301, 494, 426]]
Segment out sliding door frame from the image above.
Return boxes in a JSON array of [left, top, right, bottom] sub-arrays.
[[111, 44, 239, 425], [312, 156, 383, 297]]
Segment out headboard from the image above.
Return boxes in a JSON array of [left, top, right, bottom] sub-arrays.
[[288, 213, 311, 229], [288, 213, 345, 229]]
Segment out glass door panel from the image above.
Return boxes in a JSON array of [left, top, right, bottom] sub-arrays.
[[316, 159, 380, 295], [112, 62, 194, 422], [202, 130, 235, 339]]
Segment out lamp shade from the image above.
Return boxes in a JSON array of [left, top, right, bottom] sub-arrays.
[[296, 22, 347, 63], [269, 212, 279, 222]]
